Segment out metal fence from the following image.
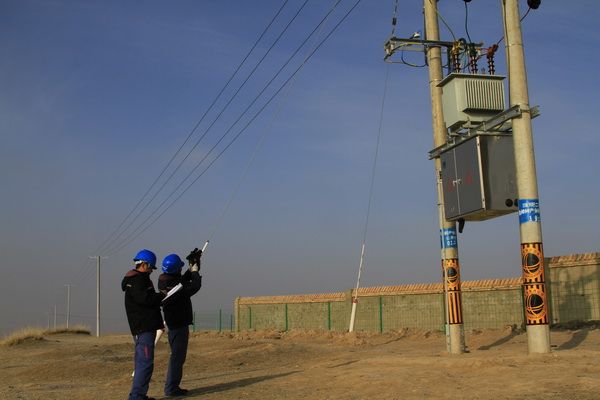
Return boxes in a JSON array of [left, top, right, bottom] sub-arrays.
[[192, 310, 235, 332], [548, 279, 600, 323]]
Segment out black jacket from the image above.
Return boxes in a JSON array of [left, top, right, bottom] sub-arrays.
[[158, 269, 202, 330], [121, 269, 165, 336]]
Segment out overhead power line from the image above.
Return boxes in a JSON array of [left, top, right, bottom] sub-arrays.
[[103, 0, 363, 257], [106, 0, 364, 256], [64, 1, 364, 293], [91, 0, 299, 259], [64, 0, 301, 285]]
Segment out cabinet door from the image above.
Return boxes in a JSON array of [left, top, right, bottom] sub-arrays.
[[454, 137, 484, 216], [441, 150, 459, 220], [482, 135, 518, 211]]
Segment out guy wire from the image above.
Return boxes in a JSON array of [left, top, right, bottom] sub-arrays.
[[352, 63, 391, 302]]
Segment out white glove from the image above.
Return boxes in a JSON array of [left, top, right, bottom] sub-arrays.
[[190, 263, 200, 272]]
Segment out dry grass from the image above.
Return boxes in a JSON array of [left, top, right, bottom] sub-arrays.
[[1, 325, 91, 346]]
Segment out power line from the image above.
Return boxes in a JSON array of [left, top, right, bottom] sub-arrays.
[[100, 0, 311, 257], [64, 1, 364, 297], [104, 0, 362, 256], [63, 1, 301, 284], [189, 0, 338, 245], [91, 0, 299, 259]]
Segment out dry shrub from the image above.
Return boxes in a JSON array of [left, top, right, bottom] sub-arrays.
[[0, 327, 45, 346], [1, 325, 91, 346], [46, 325, 91, 335]]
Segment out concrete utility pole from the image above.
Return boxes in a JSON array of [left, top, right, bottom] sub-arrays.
[[64, 284, 76, 328], [503, 0, 551, 354], [424, 0, 465, 354], [91, 256, 108, 337]]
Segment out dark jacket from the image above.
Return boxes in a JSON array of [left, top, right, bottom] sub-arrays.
[[158, 269, 202, 330], [121, 269, 165, 336]]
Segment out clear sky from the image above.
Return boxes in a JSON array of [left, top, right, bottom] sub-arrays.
[[1, 1, 599, 335]]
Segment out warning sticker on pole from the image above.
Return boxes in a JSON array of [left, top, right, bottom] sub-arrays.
[[440, 227, 458, 248], [518, 199, 541, 224]]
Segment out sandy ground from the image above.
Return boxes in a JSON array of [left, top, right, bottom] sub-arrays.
[[1, 325, 599, 400]]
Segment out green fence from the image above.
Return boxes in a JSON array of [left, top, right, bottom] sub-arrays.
[[235, 279, 600, 333], [192, 309, 235, 332], [549, 279, 600, 323], [461, 288, 525, 330]]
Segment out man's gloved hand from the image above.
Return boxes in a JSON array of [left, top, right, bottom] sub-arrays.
[[186, 248, 202, 271]]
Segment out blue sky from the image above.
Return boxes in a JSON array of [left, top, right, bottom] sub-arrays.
[[1, 0, 599, 335]]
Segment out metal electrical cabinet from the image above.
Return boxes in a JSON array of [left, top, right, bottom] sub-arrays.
[[440, 134, 518, 221]]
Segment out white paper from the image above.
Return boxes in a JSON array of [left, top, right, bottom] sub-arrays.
[[162, 283, 182, 302]]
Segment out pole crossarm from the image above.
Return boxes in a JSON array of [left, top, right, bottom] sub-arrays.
[[383, 36, 456, 56], [383, 36, 483, 72], [427, 104, 539, 159]]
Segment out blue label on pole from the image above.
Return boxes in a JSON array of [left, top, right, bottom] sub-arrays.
[[518, 199, 541, 224], [440, 227, 458, 249]]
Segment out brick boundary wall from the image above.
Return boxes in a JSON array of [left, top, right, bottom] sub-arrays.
[[235, 253, 600, 332]]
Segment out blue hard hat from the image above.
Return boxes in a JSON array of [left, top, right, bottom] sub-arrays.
[[133, 249, 157, 269], [162, 254, 185, 274]]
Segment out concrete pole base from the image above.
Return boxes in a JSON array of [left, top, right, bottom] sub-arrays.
[[526, 325, 551, 354], [448, 324, 466, 354]]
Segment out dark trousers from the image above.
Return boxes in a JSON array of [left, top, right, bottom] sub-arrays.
[[129, 331, 156, 400], [165, 326, 189, 395]]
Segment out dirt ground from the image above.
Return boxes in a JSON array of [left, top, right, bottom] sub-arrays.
[[1, 325, 599, 400]]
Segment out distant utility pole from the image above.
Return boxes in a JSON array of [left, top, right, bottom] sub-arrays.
[[503, 0, 550, 354], [54, 305, 57, 329], [64, 284, 76, 328], [90, 256, 108, 337], [424, 0, 465, 355]]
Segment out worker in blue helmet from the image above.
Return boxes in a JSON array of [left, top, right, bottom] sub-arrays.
[[158, 248, 202, 397], [122, 249, 166, 400]]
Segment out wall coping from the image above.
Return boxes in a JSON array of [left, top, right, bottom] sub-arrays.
[[236, 252, 599, 305], [549, 252, 600, 268], [237, 278, 523, 305]]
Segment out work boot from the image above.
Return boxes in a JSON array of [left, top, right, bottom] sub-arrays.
[[166, 388, 188, 396]]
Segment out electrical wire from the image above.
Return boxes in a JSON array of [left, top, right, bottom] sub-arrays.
[[496, 6, 533, 46], [92, 0, 301, 258], [205, 0, 337, 245], [401, 44, 427, 67], [104, 5, 337, 255], [390, 0, 399, 36], [56, 0, 364, 324], [428, 0, 457, 41], [64, 0, 297, 286], [104, 0, 364, 256], [102, 0, 326, 257], [44, 0, 366, 327], [464, 0, 473, 44], [384, 42, 427, 68]]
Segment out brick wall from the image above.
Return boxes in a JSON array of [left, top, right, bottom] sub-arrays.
[[235, 253, 600, 331]]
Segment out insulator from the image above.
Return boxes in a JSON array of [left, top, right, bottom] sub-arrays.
[[470, 56, 478, 74], [486, 44, 498, 75], [452, 41, 462, 73], [487, 56, 495, 75], [468, 43, 478, 74]]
